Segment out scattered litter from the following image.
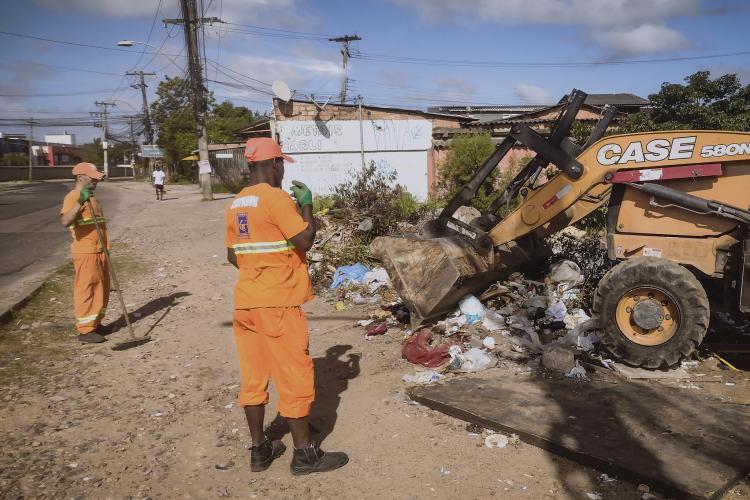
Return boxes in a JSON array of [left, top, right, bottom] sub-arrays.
[[331, 263, 369, 289], [450, 347, 493, 373], [402, 329, 458, 368], [546, 300, 567, 322], [356, 319, 374, 327], [566, 360, 588, 380], [357, 217, 373, 232], [482, 336, 496, 349], [335, 301, 347, 311], [484, 433, 509, 449], [458, 295, 485, 325], [364, 322, 388, 339], [548, 260, 583, 288], [362, 267, 391, 292], [402, 371, 444, 384], [481, 309, 504, 332], [585, 493, 602, 500]]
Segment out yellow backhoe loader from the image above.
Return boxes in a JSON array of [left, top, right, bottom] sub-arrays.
[[372, 90, 750, 368]]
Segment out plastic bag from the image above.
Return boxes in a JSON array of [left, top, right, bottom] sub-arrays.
[[458, 295, 485, 325], [331, 263, 369, 289]]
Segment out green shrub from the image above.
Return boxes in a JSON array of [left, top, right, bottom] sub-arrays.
[[436, 133, 496, 211]]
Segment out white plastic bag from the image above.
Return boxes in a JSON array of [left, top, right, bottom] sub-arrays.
[[458, 295, 486, 325]]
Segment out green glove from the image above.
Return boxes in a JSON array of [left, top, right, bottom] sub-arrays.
[[78, 186, 93, 205], [290, 180, 313, 208]]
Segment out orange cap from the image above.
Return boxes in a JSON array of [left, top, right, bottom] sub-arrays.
[[244, 138, 294, 163], [72, 162, 105, 180]]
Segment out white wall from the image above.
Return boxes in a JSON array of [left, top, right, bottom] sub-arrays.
[[276, 119, 432, 200]]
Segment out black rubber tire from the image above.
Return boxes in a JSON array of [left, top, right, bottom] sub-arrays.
[[593, 257, 709, 369]]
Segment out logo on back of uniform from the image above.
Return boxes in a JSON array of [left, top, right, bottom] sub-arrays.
[[237, 212, 249, 238]]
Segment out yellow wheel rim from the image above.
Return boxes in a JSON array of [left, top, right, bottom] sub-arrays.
[[615, 286, 680, 346]]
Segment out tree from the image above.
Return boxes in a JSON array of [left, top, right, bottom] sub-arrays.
[[624, 71, 750, 132], [151, 76, 262, 178], [436, 133, 496, 211], [80, 138, 104, 165], [208, 101, 263, 143]]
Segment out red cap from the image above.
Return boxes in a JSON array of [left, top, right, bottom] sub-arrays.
[[244, 138, 294, 163], [72, 162, 105, 180]]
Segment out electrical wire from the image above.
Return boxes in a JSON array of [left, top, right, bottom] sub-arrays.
[[352, 49, 750, 68], [132, 0, 164, 69], [0, 30, 180, 57], [0, 89, 122, 97]]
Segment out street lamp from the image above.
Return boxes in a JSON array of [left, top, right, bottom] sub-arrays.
[[117, 40, 183, 72]]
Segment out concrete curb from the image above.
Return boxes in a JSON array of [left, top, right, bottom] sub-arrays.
[[0, 280, 47, 326]]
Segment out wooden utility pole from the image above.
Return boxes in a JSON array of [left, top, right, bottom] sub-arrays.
[[328, 34, 361, 103], [165, 2, 220, 201], [28, 117, 34, 181], [94, 101, 116, 177], [127, 70, 156, 179]]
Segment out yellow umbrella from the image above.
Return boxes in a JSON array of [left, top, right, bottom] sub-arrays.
[[181, 154, 199, 161]]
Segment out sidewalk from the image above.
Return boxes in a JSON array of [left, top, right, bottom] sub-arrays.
[[0, 181, 679, 499]]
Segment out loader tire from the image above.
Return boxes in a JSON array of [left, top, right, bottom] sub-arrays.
[[593, 257, 709, 369]]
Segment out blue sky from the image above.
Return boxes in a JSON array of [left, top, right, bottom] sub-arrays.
[[1, 0, 748, 143]]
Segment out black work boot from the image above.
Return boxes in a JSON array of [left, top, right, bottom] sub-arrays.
[[290, 442, 348, 476], [78, 332, 106, 343], [250, 439, 286, 472]]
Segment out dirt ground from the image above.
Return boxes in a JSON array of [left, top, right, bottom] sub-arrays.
[[1, 181, 748, 499]]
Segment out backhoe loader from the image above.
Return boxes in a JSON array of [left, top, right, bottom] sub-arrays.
[[372, 90, 750, 368]]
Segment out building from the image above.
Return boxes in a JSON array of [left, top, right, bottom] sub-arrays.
[[44, 132, 77, 146], [227, 99, 469, 199]]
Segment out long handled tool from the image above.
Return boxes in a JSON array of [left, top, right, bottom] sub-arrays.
[[86, 198, 151, 350]]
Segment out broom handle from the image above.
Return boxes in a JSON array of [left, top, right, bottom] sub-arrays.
[[86, 199, 136, 339]]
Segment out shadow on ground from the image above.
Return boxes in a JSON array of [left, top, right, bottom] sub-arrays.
[[265, 344, 360, 445], [107, 291, 190, 336]]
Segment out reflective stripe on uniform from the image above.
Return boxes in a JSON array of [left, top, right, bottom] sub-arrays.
[[232, 240, 295, 254], [75, 217, 107, 226], [76, 308, 106, 325]]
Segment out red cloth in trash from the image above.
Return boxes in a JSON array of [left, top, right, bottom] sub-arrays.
[[401, 329, 457, 368]]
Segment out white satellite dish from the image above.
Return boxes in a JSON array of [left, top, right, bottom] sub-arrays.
[[272, 80, 292, 102]]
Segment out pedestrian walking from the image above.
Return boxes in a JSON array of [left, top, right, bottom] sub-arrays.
[[225, 138, 348, 475], [152, 165, 166, 201], [59, 162, 110, 343]]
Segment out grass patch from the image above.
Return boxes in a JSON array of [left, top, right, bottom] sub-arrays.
[[0, 244, 150, 387]]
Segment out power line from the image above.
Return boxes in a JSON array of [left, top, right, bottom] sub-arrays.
[[0, 88, 122, 97], [0, 57, 121, 76], [132, 0, 164, 69], [352, 49, 750, 68], [0, 30, 182, 57], [222, 21, 333, 39]]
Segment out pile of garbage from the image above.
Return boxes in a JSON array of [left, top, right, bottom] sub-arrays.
[[397, 258, 605, 383]]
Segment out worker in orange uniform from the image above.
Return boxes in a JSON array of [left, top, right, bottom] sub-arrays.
[[226, 138, 348, 475], [60, 162, 110, 344]]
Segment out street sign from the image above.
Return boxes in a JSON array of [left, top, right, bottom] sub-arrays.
[[215, 153, 233, 159], [141, 144, 164, 158]]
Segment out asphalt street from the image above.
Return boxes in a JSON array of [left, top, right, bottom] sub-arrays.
[[0, 180, 126, 317]]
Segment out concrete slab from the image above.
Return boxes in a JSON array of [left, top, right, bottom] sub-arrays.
[[409, 374, 750, 499]]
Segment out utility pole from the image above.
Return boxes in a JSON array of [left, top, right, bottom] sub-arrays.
[[328, 34, 361, 104], [165, 2, 220, 201], [94, 101, 116, 177], [128, 115, 137, 177], [127, 70, 156, 180], [28, 117, 34, 181], [126, 71, 155, 144]]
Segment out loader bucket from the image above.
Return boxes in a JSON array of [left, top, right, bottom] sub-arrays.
[[371, 233, 538, 327]]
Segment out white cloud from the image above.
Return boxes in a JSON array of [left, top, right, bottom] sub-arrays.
[[593, 24, 690, 56], [223, 53, 340, 96], [391, 0, 702, 54], [436, 76, 477, 95], [515, 83, 552, 104]]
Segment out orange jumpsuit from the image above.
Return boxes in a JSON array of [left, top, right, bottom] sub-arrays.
[[60, 190, 110, 335], [225, 183, 314, 418]]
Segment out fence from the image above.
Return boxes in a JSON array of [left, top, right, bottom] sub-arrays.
[[209, 146, 248, 189], [0, 165, 134, 182]]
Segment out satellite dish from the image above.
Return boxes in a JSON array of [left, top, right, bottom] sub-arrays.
[[272, 80, 292, 102]]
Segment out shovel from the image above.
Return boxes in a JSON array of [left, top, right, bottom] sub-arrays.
[[86, 199, 151, 350]]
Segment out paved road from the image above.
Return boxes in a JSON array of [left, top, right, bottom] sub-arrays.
[[0, 180, 126, 318]]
